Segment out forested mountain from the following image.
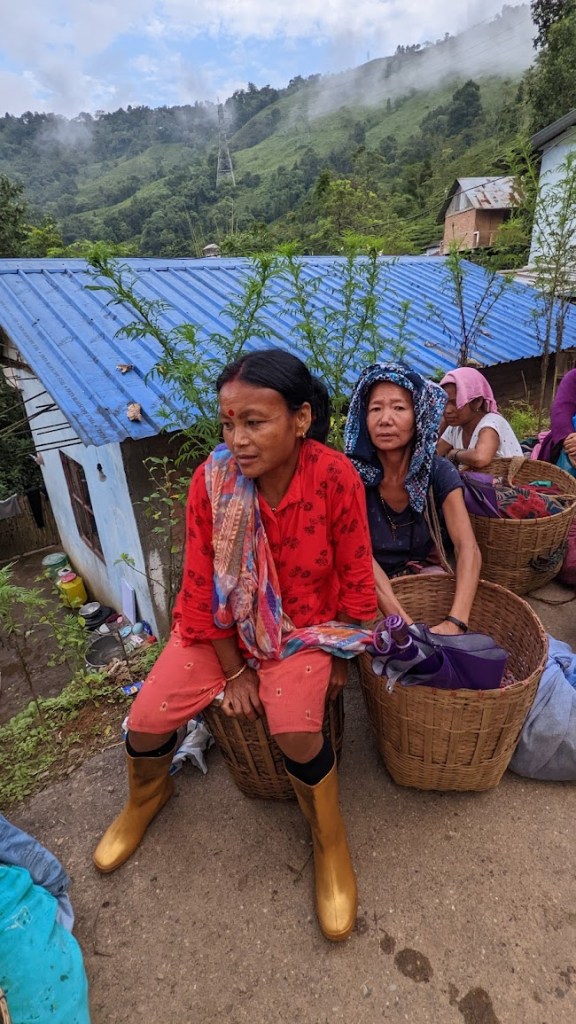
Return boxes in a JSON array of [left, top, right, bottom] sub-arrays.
[[0, 4, 569, 260]]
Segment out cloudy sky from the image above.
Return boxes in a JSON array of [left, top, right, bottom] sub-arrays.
[[0, 1, 530, 118]]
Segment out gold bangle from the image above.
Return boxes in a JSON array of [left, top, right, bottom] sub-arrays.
[[224, 663, 247, 682]]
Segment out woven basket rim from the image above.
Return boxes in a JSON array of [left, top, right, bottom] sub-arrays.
[[389, 573, 548, 681], [361, 672, 539, 699], [396, 571, 544, 616]]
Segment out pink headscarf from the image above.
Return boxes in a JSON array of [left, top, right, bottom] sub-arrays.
[[439, 367, 498, 413]]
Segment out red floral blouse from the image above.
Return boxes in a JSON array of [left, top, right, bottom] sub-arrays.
[[176, 440, 378, 643]]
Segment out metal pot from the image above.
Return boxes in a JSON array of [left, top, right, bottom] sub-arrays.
[[85, 634, 125, 669]]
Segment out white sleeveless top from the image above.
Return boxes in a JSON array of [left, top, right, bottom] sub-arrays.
[[441, 413, 523, 458]]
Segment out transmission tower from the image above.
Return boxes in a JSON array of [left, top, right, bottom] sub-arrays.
[[216, 104, 236, 187]]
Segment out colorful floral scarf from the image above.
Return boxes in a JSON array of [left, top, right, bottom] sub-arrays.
[[344, 363, 447, 513], [204, 445, 372, 663]]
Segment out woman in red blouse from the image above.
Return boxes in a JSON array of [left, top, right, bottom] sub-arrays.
[[94, 349, 378, 942]]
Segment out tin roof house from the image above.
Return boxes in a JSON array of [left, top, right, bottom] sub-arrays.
[[439, 177, 517, 254], [1, 255, 575, 633]]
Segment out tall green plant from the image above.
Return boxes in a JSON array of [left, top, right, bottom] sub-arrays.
[[116, 455, 189, 623], [88, 247, 408, 452], [88, 248, 283, 461], [278, 250, 408, 447], [0, 563, 47, 722], [528, 152, 576, 425], [38, 606, 88, 677], [428, 245, 512, 367]]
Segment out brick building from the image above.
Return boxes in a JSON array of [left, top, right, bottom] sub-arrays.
[[439, 177, 516, 253]]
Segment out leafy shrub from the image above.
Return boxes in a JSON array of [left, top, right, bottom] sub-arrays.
[[501, 400, 548, 442]]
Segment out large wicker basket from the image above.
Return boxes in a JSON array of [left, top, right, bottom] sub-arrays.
[[202, 690, 345, 800], [468, 456, 576, 594], [359, 575, 547, 792]]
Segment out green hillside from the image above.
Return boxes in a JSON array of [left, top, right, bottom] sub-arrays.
[[0, 5, 537, 258]]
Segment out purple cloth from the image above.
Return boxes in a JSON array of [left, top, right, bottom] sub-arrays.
[[539, 369, 576, 464], [461, 472, 500, 518], [370, 622, 509, 690]]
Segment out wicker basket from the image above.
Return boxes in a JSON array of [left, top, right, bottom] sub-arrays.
[[359, 575, 547, 792], [0, 990, 10, 1024], [202, 690, 345, 800], [468, 456, 576, 594]]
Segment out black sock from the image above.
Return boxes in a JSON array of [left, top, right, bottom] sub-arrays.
[[284, 737, 335, 786], [126, 732, 177, 758]]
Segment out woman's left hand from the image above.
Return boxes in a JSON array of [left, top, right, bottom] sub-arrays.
[[327, 657, 348, 701], [430, 619, 465, 635]]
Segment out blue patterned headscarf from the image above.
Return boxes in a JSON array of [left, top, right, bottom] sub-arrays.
[[344, 363, 447, 513]]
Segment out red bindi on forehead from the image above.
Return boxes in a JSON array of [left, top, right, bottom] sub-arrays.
[[227, 409, 235, 417]]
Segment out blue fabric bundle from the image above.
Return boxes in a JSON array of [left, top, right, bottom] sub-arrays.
[[0, 816, 90, 1023], [0, 865, 90, 1023], [509, 636, 576, 781]]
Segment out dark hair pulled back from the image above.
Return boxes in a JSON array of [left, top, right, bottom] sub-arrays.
[[216, 348, 331, 443]]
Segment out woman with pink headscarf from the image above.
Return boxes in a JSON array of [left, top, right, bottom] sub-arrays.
[[436, 367, 522, 469]]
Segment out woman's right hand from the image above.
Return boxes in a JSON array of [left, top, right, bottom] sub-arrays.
[[221, 666, 263, 721]]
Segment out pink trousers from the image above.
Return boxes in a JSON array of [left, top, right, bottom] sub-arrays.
[[128, 631, 333, 736]]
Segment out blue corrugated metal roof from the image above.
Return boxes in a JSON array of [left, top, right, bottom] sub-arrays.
[[0, 255, 574, 447]]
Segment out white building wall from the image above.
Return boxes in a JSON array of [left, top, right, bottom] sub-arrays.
[[529, 124, 576, 264], [12, 365, 160, 635]]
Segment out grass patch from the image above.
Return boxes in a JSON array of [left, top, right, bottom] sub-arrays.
[[0, 644, 162, 811], [502, 400, 549, 442], [0, 675, 126, 809]]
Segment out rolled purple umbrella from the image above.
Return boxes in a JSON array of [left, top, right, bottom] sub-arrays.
[[372, 614, 410, 654]]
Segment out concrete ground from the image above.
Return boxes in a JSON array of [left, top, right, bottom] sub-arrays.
[[11, 580, 576, 1024]]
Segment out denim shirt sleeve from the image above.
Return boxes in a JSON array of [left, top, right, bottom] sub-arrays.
[[0, 814, 74, 931]]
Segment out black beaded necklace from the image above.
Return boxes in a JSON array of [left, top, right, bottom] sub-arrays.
[[378, 492, 416, 545]]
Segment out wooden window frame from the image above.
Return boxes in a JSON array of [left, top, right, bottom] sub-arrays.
[[60, 452, 105, 561]]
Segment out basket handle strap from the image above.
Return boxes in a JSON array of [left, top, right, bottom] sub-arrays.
[[504, 454, 528, 484], [424, 486, 454, 576]]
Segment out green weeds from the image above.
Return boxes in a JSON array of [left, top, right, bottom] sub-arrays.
[[0, 674, 124, 809]]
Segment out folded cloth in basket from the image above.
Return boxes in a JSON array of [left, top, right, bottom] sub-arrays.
[[462, 472, 569, 520], [461, 473, 500, 518], [496, 482, 567, 519]]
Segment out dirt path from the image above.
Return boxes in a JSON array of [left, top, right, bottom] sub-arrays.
[[4, 575, 576, 1023], [12, 677, 576, 1024]]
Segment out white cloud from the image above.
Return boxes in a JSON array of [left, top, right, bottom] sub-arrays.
[[156, 0, 526, 45], [0, 1, 531, 116], [0, 68, 47, 117]]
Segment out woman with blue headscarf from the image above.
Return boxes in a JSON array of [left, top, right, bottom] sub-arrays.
[[345, 364, 481, 635]]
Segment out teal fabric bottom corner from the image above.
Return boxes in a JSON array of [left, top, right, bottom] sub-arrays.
[[0, 865, 90, 1024]]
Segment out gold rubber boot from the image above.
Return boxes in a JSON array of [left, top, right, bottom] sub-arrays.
[[287, 763, 358, 941], [93, 743, 176, 873]]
